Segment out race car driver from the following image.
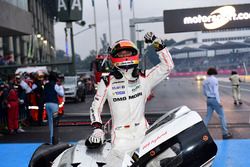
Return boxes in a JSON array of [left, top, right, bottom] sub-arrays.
[[87, 32, 174, 166]]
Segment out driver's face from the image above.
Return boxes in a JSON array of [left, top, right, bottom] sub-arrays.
[[116, 50, 132, 58]]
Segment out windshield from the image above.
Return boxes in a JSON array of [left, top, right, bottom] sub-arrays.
[[64, 77, 77, 85], [145, 107, 181, 135]]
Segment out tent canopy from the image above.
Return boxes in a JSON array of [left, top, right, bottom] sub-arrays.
[[15, 66, 48, 74], [222, 41, 250, 49]]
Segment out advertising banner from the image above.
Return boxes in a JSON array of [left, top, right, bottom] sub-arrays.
[[164, 4, 250, 33]]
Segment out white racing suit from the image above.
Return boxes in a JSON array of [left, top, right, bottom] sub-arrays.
[[90, 47, 174, 166]]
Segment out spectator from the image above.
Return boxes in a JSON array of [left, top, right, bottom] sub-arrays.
[[33, 71, 45, 125], [86, 78, 94, 94], [28, 72, 38, 125], [229, 71, 242, 105], [18, 74, 32, 94], [7, 84, 19, 134], [15, 74, 30, 130], [0, 80, 8, 135], [4, 51, 15, 65], [57, 73, 65, 116], [202, 67, 232, 139], [8, 74, 16, 89], [44, 72, 64, 144]]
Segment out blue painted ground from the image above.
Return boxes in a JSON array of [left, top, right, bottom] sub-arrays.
[[0, 139, 250, 167]]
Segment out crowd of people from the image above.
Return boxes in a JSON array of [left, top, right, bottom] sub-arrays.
[[0, 71, 64, 136]]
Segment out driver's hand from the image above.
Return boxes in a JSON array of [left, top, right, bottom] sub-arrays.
[[144, 32, 157, 44], [144, 32, 165, 51], [88, 129, 105, 144]]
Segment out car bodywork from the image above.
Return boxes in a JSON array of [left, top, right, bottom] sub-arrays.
[[49, 106, 217, 167]]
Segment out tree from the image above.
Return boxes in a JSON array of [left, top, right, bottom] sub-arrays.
[[55, 50, 70, 62], [80, 50, 96, 70]]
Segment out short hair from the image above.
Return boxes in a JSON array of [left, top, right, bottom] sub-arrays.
[[207, 67, 218, 76], [48, 71, 58, 82], [231, 71, 237, 75]]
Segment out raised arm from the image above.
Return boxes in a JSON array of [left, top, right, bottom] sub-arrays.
[[143, 32, 174, 89]]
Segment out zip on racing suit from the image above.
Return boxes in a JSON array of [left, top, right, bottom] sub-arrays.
[[88, 32, 174, 166]]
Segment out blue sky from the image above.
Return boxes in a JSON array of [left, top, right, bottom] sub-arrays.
[[54, 0, 250, 59]]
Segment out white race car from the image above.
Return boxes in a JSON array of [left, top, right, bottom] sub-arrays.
[[29, 106, 217, 167]]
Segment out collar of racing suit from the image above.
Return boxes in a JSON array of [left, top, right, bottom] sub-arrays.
[[118, 68, 137, 82]]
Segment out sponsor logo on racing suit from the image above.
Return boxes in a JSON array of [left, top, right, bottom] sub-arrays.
[[129, 92, 142, 99], [113, 97, 127, 102], [113, 91, 126, 96], [112, 81, 125, 84], [112, 85, 125, 90], [132, 85, 140, 92], [112, 92, 143, 102]]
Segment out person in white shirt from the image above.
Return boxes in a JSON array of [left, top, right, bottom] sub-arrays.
[[203, 67, 232, 139]]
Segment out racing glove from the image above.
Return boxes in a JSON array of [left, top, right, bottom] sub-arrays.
[[144, 32, 165, 51], [88, 128, 105, 144]]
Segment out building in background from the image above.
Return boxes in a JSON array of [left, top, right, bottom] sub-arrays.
[[0, 0, 56, 75], [168, 30, 250, 73]]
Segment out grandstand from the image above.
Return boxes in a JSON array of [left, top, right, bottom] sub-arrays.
[[169, 37, 250, 75]]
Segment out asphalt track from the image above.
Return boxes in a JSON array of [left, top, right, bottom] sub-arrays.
[[1, 77, 250, 167]]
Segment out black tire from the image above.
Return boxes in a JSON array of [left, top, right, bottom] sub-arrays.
[[28, 143, 72, 167]]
